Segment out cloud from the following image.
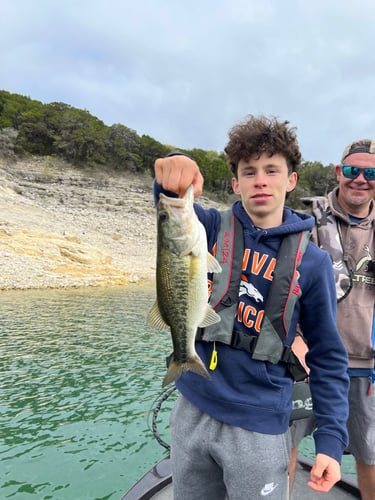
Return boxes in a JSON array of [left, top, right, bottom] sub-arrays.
[[1, 0, 375, 164]]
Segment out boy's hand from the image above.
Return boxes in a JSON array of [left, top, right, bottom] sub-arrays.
[[307, 453, 341, 492], [154, 155, 204, 198]]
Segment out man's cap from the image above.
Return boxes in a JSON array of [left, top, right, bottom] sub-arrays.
[[341, 139, 375, 162]]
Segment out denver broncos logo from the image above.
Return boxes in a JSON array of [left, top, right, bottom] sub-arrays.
[[239, 275, 264, 303]]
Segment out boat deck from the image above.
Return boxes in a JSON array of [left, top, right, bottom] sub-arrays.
[[122, 455, 359, 499]]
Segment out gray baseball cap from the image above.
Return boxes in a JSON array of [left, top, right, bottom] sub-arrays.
[[341, 139, 375, 162]]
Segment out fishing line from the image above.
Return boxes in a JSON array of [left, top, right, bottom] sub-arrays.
[[147, 385, 176, 451]]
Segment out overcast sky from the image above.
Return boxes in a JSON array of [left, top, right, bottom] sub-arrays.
[[1, 0, 375, 165]]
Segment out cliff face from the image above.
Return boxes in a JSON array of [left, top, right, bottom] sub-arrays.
[[0, 157, 158, 289], [0, 157, 228, 290]]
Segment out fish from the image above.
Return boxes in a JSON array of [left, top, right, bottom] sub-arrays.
[[147, 185, 222, 387]]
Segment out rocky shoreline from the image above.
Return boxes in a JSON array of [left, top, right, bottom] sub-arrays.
[[0, 157, 227, 290]]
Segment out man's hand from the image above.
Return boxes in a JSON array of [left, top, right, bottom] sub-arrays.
[[154, 155, 204, 198], [307, 453, 341, 492]]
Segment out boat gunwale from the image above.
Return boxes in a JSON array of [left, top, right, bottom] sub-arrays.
[[122, 455, 360, 500]]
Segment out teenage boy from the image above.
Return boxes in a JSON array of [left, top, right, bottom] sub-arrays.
[[153, 115, 349, 499]]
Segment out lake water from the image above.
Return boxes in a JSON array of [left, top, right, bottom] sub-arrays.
[[0, 284, 355, 499]]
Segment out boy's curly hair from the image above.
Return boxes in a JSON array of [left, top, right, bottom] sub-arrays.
[[224, 115, 302, 177]]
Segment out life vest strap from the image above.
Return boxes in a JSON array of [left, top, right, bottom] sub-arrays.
[[231, 330, 257, 352], [230, 330, 308, 381]]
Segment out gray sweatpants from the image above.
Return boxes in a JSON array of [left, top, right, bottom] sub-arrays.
[[170, 395, 291, 500], [347, 376, 375, 464]]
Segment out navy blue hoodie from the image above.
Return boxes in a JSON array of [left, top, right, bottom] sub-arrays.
[[154, 183, 349, 463]]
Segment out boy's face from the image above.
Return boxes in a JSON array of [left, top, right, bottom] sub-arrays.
[[232, 153, 297, 228]]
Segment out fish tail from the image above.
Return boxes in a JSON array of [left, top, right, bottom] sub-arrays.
[[162, 355, 210, 387]]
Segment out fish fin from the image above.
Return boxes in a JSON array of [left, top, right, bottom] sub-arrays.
[[198, 305, 221, 327], [147, 302, 169, 330], [162, 354, 210, 387], [207, 252, 222, 273], [179, 236, 202, 258], [179, 243, 199, 258]]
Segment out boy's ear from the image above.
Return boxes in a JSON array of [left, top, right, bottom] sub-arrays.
[[286, 172, 298, 192], [232, 177, 240, 195]]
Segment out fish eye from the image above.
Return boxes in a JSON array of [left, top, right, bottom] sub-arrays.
[[159, 210, 169, 222]]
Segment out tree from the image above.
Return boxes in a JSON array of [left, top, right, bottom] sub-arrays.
[[105, 124, 143, 171], [0, 127, 18, 159], [298, 161, 337, 196], [16, 108, 55, 155], [0, 90, 42, 130], [184, 148, 231, 196], [53, 107, 107, 165], [287, 161, 337, 209], [140, 135, 171, 174]]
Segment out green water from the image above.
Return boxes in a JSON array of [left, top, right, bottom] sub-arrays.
[[1, 284, 176, 499], [0, 284, 355, 499]]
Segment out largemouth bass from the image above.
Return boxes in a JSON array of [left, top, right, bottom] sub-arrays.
[[147, 185, 222, 387]]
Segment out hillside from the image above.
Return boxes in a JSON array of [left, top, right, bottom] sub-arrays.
[[0, 156, 227, 290]]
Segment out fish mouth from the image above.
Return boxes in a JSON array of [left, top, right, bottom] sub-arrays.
[[159, 193, 185, 207]]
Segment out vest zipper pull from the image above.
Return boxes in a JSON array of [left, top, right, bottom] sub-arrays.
[[209, 342, 218, 370]]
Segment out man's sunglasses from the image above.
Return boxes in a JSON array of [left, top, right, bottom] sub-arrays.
[[341, 165, 375, 181]]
